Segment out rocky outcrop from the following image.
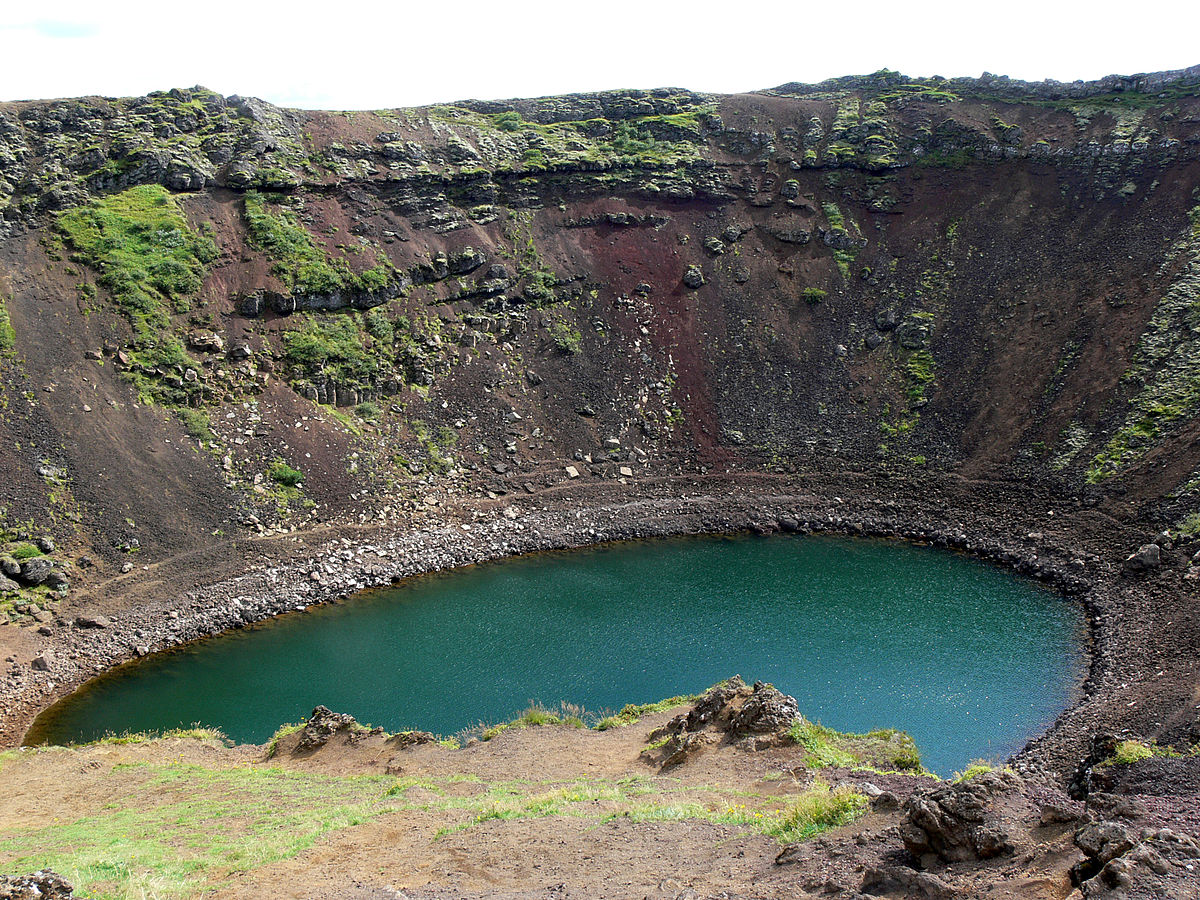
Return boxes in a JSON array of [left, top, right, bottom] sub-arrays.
[[728, 682, 799, 733], [295, 705, 360, 751], [0, 871, 81, 900], [901, 770, 1025, 867], [645, 678, 800, 769], [1073, 823, 1200, 897]]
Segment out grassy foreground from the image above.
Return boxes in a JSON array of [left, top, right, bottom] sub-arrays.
[[0, 692, 929, 899]]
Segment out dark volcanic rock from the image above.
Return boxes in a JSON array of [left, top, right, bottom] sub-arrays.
[[296, 705, 360, 751], [0, 871, 80, 899], [17, 557, 54, 586], [1124, 543, 1161, 572], [729, 681, 799, 733], [901, 770, 1024, 867]]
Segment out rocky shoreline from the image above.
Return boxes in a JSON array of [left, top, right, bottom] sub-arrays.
[[3, 471, 1190, 784]]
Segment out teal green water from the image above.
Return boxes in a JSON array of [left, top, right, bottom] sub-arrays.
[[28, 535, 1085, 774]]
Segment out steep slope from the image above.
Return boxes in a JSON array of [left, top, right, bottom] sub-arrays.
[[2, 69, 1200, 591]]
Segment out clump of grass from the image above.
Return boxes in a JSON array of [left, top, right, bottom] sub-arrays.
[[77, 726, 226, 747], [786, 718, 857, 768], [8, 543, 43, 561], [785, 717, 923, 772], [800, 287, 827, 304], [268, 459, 303, 487], [765, 780, 869, 843], [264, 722, 306, 759], [243, 192, 392, 296], [594, 694, 696, 731], [283, 314, 379, 389], [0, 295, 15, 352], [479, 703, 585, 741], [176, 407, 213, 442], [1098, 740, 1160, 767], [953, 760, 999, 782]]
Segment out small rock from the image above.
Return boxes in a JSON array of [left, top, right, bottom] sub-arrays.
[[1124, 544, 1161, 572], [31, 651, 55, 671], [683, 265, 705, 289], [565, 466, 580, 479], [74, 614, 112, 629]]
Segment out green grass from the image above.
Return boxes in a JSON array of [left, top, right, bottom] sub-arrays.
[[243, 192, 392, 296], [0, 294, 14, 352], [594, 694, 696, 731], [479, 703, 585, 741], [264, 722, 306, 759], [0, 763, 396, 900], [952, 760, 1000, 782], [800, 288, 827, 305], [1097, 739, 1175, 767], [763, 780, 869, 843], [610, 779, 867, 844], [56, 185, 216, 404], [7, 543, 43, 561], [268, 459, 303, 487], [785, 717, 923, 772], [283, 314, 378, 388], [76, 727, 226, 747], [176, 407, 213, 443]]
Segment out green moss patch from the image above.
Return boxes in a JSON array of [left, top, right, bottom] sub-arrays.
[[243, 192, 392, 296], [785, 717, 923, 772], [56, 185, 215, 404]]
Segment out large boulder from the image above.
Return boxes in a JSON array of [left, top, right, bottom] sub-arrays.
[[1073, 825, 1200, 897], [901, 769, 1024, 867], [18, 557, 54, 586]]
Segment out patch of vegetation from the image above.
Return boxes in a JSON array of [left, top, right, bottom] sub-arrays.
[[1176, 512, 1200, 537], [78, 727, 226, 747], [904, 349, 937, 403], [268, 459, 303, 487], [594, 695, 696, 731], [764, 781, 869, 843], [56, 185, 217, 404], [1096, 739, 1179, 767], [915, 147, 975, 169], [283, 314, 378, 389], [243, 192, 393, 297], [478, 703, 586, 741], [8, 543, 43, 561], [0, 294, 14, 353], [0, 762, 395, 900], [785, 717, 922, 772], [953, 760, 1002, 782], [800, 288, 827, 305], [176, 407, 214, 443], [1087, 209, 1200, 482], [264, 722, 306, 759], [550, 318, 582, 354]]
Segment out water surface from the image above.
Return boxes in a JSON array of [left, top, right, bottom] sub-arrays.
[[29, 534, 1086, 774]]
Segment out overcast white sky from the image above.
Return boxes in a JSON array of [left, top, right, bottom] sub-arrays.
[[2, 1, 1197, 109]]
